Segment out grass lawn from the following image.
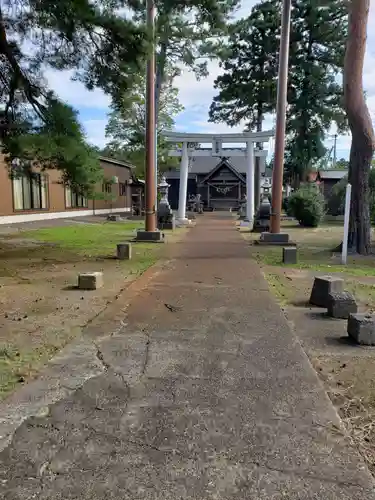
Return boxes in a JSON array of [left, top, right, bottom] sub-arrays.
[[0, 220, 186, 400], [241, 219, 375, 474], [22, 221, 145, 256], [243, 221, 375, 277]]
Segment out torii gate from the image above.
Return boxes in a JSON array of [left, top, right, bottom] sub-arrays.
[[163, 130, 274, 225]]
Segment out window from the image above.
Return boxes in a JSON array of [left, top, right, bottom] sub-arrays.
[[102, 182, 112, 193], [65, 186, 88, 208], [119, 182, 127, 196], [12, 173, 48, 211]]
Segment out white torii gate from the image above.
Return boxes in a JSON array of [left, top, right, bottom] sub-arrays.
[[163, 130, 274, 226]]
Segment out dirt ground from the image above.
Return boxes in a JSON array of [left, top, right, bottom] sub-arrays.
[[241, 221, 375, 475], [0, 216, 186, 400]]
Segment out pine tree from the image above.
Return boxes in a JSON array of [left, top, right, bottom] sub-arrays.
[[284, 0, 347, 186], [0, 0, 235, 191], [209, 0, 347, 186], [135, 0, 240, 115], [209, 0, 280, 132]]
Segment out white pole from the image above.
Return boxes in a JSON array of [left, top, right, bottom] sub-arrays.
[[177, 142, 189, 221], [246, 141, 255, 226], [341, 183, 352, 265]]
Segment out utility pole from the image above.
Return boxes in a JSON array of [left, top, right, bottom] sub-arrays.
[[333, 134, 338, 168], [145, 0, 157, 232], [270, 0, 292, 234]]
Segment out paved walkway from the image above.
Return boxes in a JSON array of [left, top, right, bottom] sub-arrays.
[[1, 214, 374, 499]]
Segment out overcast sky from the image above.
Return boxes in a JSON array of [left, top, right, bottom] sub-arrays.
[[47, 0, 375, 161]]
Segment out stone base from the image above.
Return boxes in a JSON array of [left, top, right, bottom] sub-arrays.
[[309, 276, 344, 308], [348, 313, 375, 345], [283, 246, 297, 264], [260, 232, 289, 243], [135, 230, 165, 243], [78, 272, 103, 290], [253, 222, 270, 233], [255, 233, 295, 246], [117, 243, 132, 260], [327, 291, 358, 319]]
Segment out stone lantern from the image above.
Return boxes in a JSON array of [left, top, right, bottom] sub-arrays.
[[157, 175, 175, 230]]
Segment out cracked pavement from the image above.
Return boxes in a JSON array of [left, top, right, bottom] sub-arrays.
[[0, 213, 375, 499]]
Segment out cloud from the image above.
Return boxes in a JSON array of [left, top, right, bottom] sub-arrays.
[[83, 119, 108, 148], [46, 70, 110, 110]]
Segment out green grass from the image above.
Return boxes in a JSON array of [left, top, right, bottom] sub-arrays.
[[265, 273, 291, 306], [22, 221, 144, 257], [0, 221, 178, 400], [246, 222, 375, 277]]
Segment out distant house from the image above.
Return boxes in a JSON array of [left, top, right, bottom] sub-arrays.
[[317, 170, 347, 199], [0, 155, 140, 224], [309, 169, 347, 200]]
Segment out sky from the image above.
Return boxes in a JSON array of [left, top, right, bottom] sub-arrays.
[[47, 0, 375, 162]]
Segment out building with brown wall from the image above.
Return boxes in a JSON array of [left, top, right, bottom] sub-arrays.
[[0, 156, 137, 224]]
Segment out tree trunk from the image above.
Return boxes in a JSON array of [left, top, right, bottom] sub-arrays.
[[344, 0, 375, 254], [254, 106, 263, 210]]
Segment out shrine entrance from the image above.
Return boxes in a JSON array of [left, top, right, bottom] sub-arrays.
[[162, 129, 274, 227], [199, 158, 246, 211]]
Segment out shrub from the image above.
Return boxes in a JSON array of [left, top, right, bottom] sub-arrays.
[[327, 176, 348, 216], [327, 171, 375, 223], [287, 185, 325, 227]]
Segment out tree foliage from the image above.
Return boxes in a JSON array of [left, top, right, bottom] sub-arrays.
[[209, 0, 279, 131], [0, 0, 151, 190], [0, 0, 236, 190], [104, 69, 183, 177], [284, 0, 347, 185], [209, 0, 347, 185], [129, 0, 240, 113]]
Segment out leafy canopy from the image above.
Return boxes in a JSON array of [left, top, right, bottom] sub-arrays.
[[209, 0, 347, 184], [0, 0, 236, 189], [104, 68, 183, 177], [209, 0, 280, 130]]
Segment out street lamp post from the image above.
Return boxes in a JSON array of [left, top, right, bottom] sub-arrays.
[[270, 0, 292, 234]]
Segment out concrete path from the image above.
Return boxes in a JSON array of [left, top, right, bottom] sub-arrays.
[[0, 213, 374, 499]]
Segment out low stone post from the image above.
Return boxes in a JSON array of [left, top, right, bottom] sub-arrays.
[[117, 243, 132, 260], [78, 272, 103, 290]]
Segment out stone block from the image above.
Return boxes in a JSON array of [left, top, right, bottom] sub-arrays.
[[117, 243, 132, 260], [107, 214, 122, 222], [283, 246, 297, 265], [78, 272, 103, 290], [348, 313, 375, 345], [327, 291, 358, 319], [309, 276, 344, 308]]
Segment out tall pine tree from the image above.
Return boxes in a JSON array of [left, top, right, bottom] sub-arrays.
[[284, 0, 347, 186], [209, 0, 347, 186], [209, 0, 280, 132]]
